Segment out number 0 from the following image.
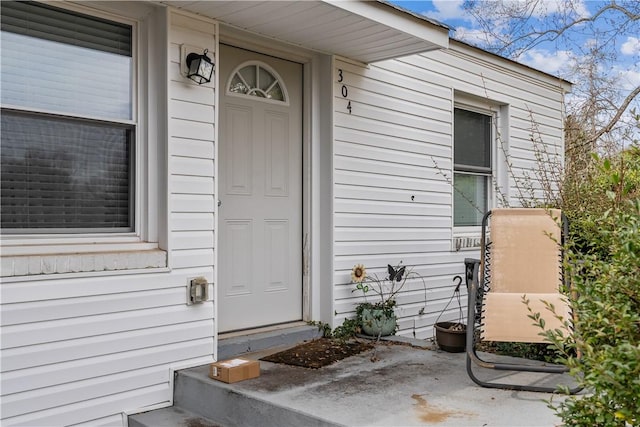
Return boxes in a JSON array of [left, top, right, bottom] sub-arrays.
[[341, 85, 348, 97]]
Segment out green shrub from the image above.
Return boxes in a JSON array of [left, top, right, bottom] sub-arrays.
[[562, 145, 640, 258], [558, 201, 640, 426], [517, 143, 640, 425], [479, 341, 562, 363]]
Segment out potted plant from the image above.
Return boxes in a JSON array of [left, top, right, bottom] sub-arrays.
[[351, 262, 425, 338], [434, 275, 467, 352]]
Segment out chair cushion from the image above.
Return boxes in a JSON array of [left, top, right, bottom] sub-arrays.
[[482, 292, 572, 343], [490, 208, 562, 294]]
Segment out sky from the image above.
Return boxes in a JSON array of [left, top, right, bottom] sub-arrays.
[[388, 0, 640, 145], [389, 0, 639, 85]]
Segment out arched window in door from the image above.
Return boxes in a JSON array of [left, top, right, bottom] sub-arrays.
[[227, 61, 288, 104]]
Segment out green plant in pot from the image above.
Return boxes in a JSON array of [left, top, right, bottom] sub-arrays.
[[351, 262, 422, 338]]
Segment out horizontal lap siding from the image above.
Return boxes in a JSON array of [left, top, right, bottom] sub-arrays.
[[165, 6, 217, 415], [4, 385, 169, 427], [418, 43, 565, 207], [333, 43, 565, 338], [69, 414, 125, 427], [333, 58, 457, 339], [169, 11, 216, 275], [0, 11, 217, 427]]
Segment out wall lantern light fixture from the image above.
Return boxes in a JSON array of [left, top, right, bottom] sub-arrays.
[[186, 49, 214, 84]]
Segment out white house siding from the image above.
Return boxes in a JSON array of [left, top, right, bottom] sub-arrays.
[[0, 9, 217, 427], [167, 11, 217, 311], [332, 41, 567, 339]]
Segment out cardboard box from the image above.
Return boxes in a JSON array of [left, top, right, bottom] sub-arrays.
[[209, 358, 260, 383]]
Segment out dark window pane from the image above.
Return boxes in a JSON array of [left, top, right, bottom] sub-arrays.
[[1, 110, 133, 232], [454, 108, 491, 170]]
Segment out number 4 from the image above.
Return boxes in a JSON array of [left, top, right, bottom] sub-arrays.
[[347, 101, 352, 114]]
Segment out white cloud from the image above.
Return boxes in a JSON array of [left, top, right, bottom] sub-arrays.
[[571, 1, 591, 20], [517, 49, 575, 75], [584, 38, 597, 49], [425, 0, 591, 44], [428, 0, 469, 22], [453, 26, 500, 46], [614, 68, 640, 91], [513, 0, 590, 19], [621, 37, 640, 56], [420, 0, 592, 28]]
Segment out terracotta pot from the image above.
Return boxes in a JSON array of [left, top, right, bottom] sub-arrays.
[[434, 321, 466, 352], [360, 307, 397, 337]]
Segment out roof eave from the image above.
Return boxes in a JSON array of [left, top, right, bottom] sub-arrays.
[[161, 0, 449, 63]]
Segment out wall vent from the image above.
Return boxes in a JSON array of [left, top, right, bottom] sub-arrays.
[[454, 236, 482, 251]]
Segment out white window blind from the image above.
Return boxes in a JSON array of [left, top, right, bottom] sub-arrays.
[[1, 1, 132, 120], [0, 1, 132, 55], [453, 108, 492, 227], [0, 1, 134, 233]]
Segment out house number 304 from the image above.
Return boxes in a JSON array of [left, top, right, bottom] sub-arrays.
[[337, 69, 352, 114]]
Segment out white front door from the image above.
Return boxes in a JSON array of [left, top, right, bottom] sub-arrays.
[[218, 44, 303, 332]]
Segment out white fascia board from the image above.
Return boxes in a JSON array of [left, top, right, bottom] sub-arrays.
[[325, 0, 449, 50]]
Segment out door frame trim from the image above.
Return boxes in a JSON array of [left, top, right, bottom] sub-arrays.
[[217, 28, 314, 331], [217, 25, 336, 341]]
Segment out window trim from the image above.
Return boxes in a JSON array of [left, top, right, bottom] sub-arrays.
[[453, 104, 495, 230], [1, 2, 140, 239], [0, 1, 167, 272]]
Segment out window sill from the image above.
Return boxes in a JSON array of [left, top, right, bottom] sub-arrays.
[[1, 248, 167, 278]]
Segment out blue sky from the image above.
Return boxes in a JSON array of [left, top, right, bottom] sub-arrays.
[[388, 0, 640, 144], [389, 0, 640, 92]]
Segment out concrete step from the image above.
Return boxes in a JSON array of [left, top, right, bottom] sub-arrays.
[[128, 323, 324, 427], [173, 365, 340, 427], [128, 405, 222, 427]]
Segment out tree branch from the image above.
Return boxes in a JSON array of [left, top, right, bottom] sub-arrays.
[[467, 2, 640, 57], [587, 85, 640, 145]]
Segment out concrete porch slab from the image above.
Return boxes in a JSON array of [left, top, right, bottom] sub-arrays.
[[174, 338, 576, 426]]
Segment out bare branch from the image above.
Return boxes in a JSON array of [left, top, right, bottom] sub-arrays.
[[462, 0, 639, 153], [585, 85, 640, 145], [495, 3, 640, 55], [465, 1, 640, 56]]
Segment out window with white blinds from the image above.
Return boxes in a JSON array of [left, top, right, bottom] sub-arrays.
[[0, 1, 134, 233], [453, 108, 492, 227]]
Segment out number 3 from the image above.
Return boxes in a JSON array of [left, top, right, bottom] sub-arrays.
[[338, 69, 344, 82]]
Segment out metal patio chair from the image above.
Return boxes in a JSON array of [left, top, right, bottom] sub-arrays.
[[465, 208, 582, 394]]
